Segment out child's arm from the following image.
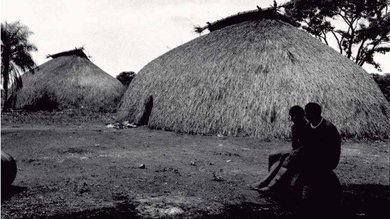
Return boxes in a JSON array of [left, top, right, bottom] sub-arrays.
[[282, 146, 305, 170]]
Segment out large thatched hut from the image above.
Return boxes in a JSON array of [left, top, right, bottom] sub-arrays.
[[117, 9, 390, 138], [10, 48, 124, 112]]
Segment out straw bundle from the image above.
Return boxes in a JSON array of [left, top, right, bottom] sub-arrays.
[[10, 49, 124, 112], [117, 14, 390, 138]]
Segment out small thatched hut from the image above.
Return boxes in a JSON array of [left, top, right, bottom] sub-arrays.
[[10, 48, 124, 112], [117, 9, 390, 138]]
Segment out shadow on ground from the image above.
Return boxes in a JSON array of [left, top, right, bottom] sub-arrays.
[[211, 184, 389, 219], [23, 184, 386, 219], [340, 184, 389, 218], [46, 200, 139, 219], [1, 185, 27, 202]]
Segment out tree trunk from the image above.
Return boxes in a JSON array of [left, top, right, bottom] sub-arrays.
[[2, 57, 11, 111], [347, 27, 355, 59]]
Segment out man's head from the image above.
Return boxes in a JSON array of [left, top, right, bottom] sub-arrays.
[[289, 105, 305, 123], [305, 102, 322, 124]]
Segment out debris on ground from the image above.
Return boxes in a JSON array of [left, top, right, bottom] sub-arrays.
[[212, 172, 224, 182], [106, 121, 137, 129], [163, 207, 184, 216], [135, 196, 195, 218], [155, 167, 180, 174]]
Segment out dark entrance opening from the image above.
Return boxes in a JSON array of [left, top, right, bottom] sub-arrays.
[[138, 95, 153, 126], [24, 92, 59, 111]]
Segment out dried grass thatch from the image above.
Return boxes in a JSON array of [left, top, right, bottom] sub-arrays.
[[195, 7, 297, 34], [47, 47, 89, 59], [117, 16, 390, 138], [10, 49, 125, 112]]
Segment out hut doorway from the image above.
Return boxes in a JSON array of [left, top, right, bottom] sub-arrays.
[[138, 95, 153, 125]]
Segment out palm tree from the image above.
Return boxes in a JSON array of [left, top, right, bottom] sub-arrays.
[[1, 21, 37, 110]]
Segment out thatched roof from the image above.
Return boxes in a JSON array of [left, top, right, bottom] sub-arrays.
[[117, 14, 390, 138], [47, 47, 88, 59], [195, 7, 297, 33], [10, 50, 125, 112]]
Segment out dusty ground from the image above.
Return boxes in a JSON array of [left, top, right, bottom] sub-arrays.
[[1, 112, 389, 218]]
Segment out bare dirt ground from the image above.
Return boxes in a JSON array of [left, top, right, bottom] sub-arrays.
[[1, 112, 389, 218]]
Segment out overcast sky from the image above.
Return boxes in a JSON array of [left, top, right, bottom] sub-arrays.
[[1, 0, 389, 77]]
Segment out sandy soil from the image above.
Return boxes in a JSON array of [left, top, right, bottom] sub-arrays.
[[1, 112, 389, 218]]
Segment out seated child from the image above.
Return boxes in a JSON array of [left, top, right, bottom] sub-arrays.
[[251, 105, 308, 193]]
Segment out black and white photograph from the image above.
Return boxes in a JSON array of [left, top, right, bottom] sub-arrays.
[[1, 0, 389, 218]]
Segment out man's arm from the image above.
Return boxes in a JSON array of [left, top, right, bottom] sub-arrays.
[[312, 123, 341, 171], [326, 124, 341, 170]]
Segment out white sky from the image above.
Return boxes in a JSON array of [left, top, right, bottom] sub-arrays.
[[1, 0, 389, 77]]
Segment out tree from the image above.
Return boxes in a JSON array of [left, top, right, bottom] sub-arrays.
[[116, 71, 135, 87], [1, 21, 37, 110], [283, 0, 390, 71], [372, 73, 390, 101]]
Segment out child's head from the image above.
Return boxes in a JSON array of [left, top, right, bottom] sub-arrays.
[[289, 105, 305, 123]]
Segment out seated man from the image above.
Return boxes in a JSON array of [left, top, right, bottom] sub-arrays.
[[296, 102, 342, 218]]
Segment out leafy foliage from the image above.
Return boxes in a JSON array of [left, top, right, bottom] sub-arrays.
[[283, 0, 390, 70], [116, 71, 135, 87], [372, 73, 390, 101], [1, 21, 37, 109]]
